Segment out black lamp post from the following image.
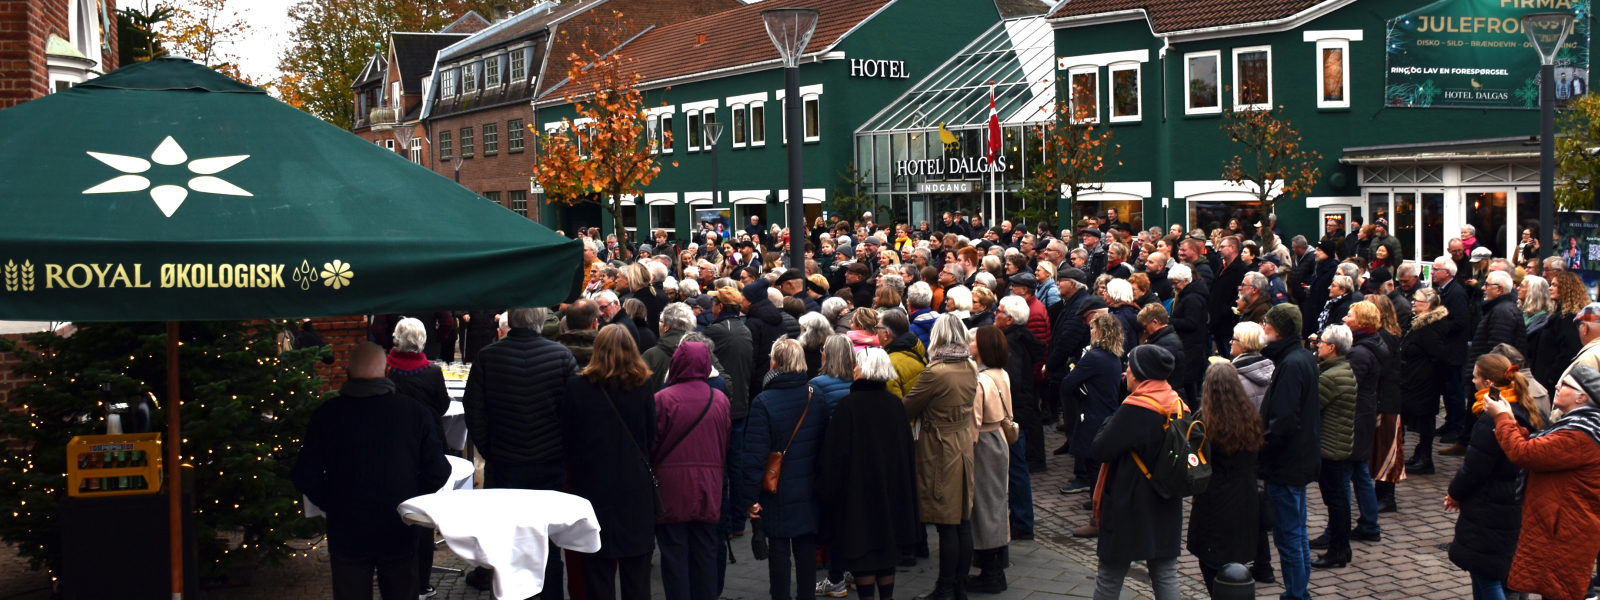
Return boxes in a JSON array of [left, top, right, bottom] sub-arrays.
[[762, 7, 819, 271], [704, 120, 725, 225], [1523, 12, 1575, 260]]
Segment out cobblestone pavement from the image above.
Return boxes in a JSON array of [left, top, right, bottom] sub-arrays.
[[0, 416, 1484, 600]]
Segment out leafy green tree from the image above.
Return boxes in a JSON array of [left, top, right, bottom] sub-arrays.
[[1557, 92, 1600, 211], [831, 163, 874, 225], [1014, 176, 1058, 233], [118, 5, 173, 66], [0, 321, 328, 579]]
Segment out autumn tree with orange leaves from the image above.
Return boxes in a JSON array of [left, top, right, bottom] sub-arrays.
[[1025, 78, 1119, 231], [534, 11, 674, 248], [1219, 105, 1321, 249]]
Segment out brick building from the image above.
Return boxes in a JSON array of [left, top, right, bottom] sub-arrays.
[[351, 12, 488, 168], [415, 0, 742, 221], [0, 0, 119, 108]]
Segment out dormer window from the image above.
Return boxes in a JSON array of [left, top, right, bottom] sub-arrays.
[[485, 55, 501, 88], [510, 50, 526, 82], [462, 63, 477, 93], [440, 69, 456, 97]]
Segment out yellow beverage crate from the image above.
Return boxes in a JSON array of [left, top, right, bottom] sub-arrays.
[[66, 433, 163, 498]]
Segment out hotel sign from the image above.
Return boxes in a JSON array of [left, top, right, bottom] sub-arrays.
[[1385, 0, 1590, 109], [917, 181, 981, 194], [850, 59, 910, 79], [896, 156, 1009, 177]]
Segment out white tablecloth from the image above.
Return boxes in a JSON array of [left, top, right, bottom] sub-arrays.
[[303, 454, 474, 518], [443, 400, 467, 451], [398, 489, 601, 600]]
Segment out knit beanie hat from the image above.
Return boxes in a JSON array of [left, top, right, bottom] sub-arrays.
[[1317, 238, 1338, 256], [1128, 345, 1175, 381], [1265, 303, 1302, 340]]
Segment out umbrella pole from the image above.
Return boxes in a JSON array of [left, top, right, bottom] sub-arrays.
[[167, 321, 183, 600]]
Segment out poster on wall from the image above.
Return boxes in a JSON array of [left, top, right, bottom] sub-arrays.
[[1556, 211, 1600, 299], [1385, 0, 1591, 109]]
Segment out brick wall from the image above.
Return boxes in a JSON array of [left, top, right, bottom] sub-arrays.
[[0, 0, 118, 109], [302, 316, 368, 391], [428, 103, 539, 219]]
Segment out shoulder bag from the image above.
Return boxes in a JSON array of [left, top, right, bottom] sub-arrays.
[[981, 370, 1021, 445], [601, 385, 713, 516], [760, 388, 812, 495]]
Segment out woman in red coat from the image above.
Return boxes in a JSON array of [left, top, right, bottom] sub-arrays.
[[1483, 363, 1600, 600]]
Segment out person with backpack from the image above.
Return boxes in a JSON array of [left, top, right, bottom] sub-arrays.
[[1087, 345, 1188, 600]]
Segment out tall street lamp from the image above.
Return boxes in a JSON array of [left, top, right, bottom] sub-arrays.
[[1522, 11, 1575, 260], [704, 120, 725, 229], [762, 8, 819, 272]]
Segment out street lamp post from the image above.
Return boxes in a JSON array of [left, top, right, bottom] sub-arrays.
[[1523, 12, 1575, 260], [762, 8, 819, 272], [704, 120, 725, 229], [393, 123, 417, 162]]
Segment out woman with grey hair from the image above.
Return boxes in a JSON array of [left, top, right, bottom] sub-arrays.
[[809, 334, 859, 597], [1518, 274, 1553, 336], [817, 347, 919, 600], [821, 296, 851, 334], [385, 317, 452, 593], [742, 338, 831, 600], [944, 286, 973, 321], [1317, 275, 1357, 334], [902, 315, 979, 600], [798, 312, 833, 378]]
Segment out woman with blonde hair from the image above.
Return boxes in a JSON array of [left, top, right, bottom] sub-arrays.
[[965, 287, 996, 329], [1362, 295, 1407, 513], [1228, 321, 1274, 410], [1056, 314, 1124, 513], [1445, 352, 1544, 600], [847, 308, 882, 351], [742, 339, 831, 600], [874, 287, 903, 314], [1402, 287, 1451, 474], [565, 325, 661, 600], [1034, 261, 1060, 307], [902, 315, 980, 599]]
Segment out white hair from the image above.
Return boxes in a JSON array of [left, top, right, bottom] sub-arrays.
[[1243, 271, 1268, 291], [799, 312, 832, 348], [497, 312, 509, 331], [906, 281, 934, 309], [975, 271, 996, 289], [1107, 278, 1134, 304], [1321, 324, 1352, 355], [998, 295, 1030, 323], [648, 261, 668, 283], [1463, 224, 1476, 236], [1168, 264, 1193, 283], [679, 279, 700, 298], [684, 266, 700, 280], [661, 303, 696, 333], [1337, 262, 1360, 280], [1486, 270, 1514, 291], [595, 289, 619, 305], [767, 287, 784, 305], [1397, 262, 1419, 278], [1233, 321, 1266, 353], [1433, 255, 1458, 276], [821, 297, 848, 320], [928, 313, 971, 350], [856, 347, 895, 381], [947, 286, 973, 312], [508, 307, 546, 329], [1332, 275, 1355, 294], [393, 317, 427, 353]]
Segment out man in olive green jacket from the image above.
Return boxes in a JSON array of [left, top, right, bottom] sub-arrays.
[[879, 309, 928, 398], [1312, 324, 1361, 570]]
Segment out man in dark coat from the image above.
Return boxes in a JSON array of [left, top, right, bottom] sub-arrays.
[[1301, 240, 1339, 339], [1081, 228, 1109, 280], [1088, 345, 1187, 599], [1432, 256, 1474, 440], [1441, 270, 1527, 456], [1169, 264, 1210, 406], [556, 299, 601, 368], [461, 307, 579, 596], [1138, 305, 1187, 397], [1208, 236, 1249, 359], [293, 343, 451, 600], [1256, 303, 1322, 600], [598, 290, 643, 350], [1287, 236, 1316, 305], [1179, 238, 1214, 286], [1045, 269, 1093, 444], [703, 286, 755, 540], [743, 278, 787, 398], [997, 301, 1046, 535]]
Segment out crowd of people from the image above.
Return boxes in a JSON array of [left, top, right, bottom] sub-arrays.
[[295, 209, 1600, 600]]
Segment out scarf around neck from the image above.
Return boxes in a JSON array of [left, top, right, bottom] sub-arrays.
[[387, 350, 430, 372], [929, 343, 970, 363], [1531, 404, 1600, 449]]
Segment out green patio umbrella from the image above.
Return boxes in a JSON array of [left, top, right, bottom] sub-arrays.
[[0, 57, 584, 598]]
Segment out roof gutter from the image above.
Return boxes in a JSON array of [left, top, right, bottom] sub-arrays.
[[1339, 152, 1541, 165]]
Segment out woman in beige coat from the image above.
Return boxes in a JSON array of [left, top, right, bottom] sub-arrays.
[[903, 314, 979, 600], [968, 325, 1014, 594]]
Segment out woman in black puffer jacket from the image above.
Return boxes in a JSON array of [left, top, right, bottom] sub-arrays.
[[1446, 354, 1546, 596], [1399, 288, 1450, 474]]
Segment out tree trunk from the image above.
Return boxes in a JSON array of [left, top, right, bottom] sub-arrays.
[[607, 191, 629, 250]]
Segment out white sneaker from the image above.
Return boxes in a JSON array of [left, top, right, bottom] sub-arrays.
[[816, 577, 849, 597]]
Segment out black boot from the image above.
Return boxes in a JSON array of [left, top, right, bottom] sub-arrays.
[[955, 575, 970, 600], [1410, 458, 1436, 475], [1311, 549, 1351, 569], [1250, 562, 1276, 584], [913, 581, 955, 600], [1376, 482, 1398, 513], [966, 569, 1006, 594]]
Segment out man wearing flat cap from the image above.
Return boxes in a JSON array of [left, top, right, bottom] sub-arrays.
[[1080, 228, 1109, 281], [845, 262, 876, 306]]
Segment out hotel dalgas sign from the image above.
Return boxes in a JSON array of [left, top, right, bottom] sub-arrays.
[[1385, 0, 1591, 109]]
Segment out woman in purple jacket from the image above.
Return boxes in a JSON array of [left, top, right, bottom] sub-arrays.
[[653, 341, 733, 600]]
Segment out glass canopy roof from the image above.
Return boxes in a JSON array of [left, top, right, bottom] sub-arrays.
[[856, 16, 1056, 135]]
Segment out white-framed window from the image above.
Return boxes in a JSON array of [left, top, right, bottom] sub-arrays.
[[750, 102, 766, 146], [1232, 46, 1272, 111], [390, 82, 401, 107], [510, 49, 526, 82], [485, 55, 501, 88], [462, 62, 477, 93], [646, 115, 661, 154], [1315, 39, 1350, 109], [660, 114, 674, 153], [1108, 62, 1141, 122], [1185, 51, 1221, 114], [803, 96, 819, 142], [384, 139, 395, 151], [440, 69, 456, 97], [483, 122, 499, 155], [508, 119, 524, 152], [409, 138, 421, 163], [1067, 66, 1099, 123], [731, 104, 748, 147], [687, 110, 702, 151]]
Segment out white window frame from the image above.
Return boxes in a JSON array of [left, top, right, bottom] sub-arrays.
[[384, 139, 395, 151], [646, 115, 661, 154], [730, 103, 748, 148], [482, 122, 499, 155], [687, 110, 703, 152], [1314, 39, 1351, 109], [1232, 46, 1273, 111], [485, 55, 501, 88], [1066, 66, 1100, 124], [510, 49, 526, 82], [508, 119, 524, 153], [462, 62, 477, 93], [776, 85, 822, 144], [1107, 62, 1141, 122], [440, 69, 456, 98], [1184, 51, 1222, 115], [802, 95, 820, 142], [682, 100, 719, 152], [390, 81, 401, 107], [409, 138, 421, 163], [750, 101, 767, 147], [645, 105, 676, 154]]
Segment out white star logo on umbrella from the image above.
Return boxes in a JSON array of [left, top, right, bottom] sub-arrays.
[[83, 136, 252, 217]]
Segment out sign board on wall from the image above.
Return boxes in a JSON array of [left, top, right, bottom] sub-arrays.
[[1384, 0, 1590, 109], [916, 181, 982, 193], [850, 59, 910, 79], [1557, 211, 1600, 298]]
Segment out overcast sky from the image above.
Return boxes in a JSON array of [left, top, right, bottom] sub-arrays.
[[163, 0, 297, 83]]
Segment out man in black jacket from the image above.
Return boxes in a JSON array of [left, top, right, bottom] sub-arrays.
[[1431, 256, 1473, 441], [1208, 236, 1248, 360], [996, 295, 1046, 535], [742, 277, 786, 398], [293, 343, 450, 600], [1169, 264, 1210, 406], [461, 307, 579, 597], [704, 286, 754, 540], [596, 290, 642, 350], [1288, 236, 1316, 305], [1081, 228, 1108, 280], [1138, 304, 1186, 396], [556, 299, 601, 368], [1440, 270, 1526, 457], [1257, 303, 1322, 598]]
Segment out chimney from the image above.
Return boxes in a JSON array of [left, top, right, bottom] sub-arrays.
[[492, 4, 510, 22], [695, 33, 707, 45]]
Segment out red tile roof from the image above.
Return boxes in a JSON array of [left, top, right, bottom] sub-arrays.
[[543, 0, 892, 100], [1048, 0, 1324, 33], [537, 0, 745, 97]]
